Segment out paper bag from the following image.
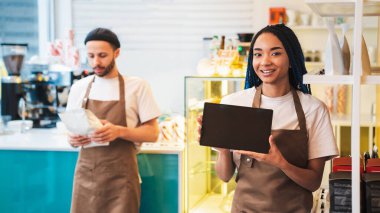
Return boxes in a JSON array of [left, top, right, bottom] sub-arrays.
[[58, 108, 109, 148]]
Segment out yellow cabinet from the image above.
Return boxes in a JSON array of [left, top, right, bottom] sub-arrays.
[[184, 76, 244, 212]]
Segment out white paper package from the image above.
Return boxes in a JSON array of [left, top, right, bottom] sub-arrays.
[[58, 108, 109, 148]]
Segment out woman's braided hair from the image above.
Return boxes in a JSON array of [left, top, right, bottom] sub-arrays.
[[244, 24, 311, 94]]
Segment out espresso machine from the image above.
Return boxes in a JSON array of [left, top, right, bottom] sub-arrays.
[[22, 68, 73, 128], [1, 43, 74, 128], [1, 43, 28, 120]]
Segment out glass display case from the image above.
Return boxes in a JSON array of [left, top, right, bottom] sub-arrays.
[[184, 76, 245, 213]]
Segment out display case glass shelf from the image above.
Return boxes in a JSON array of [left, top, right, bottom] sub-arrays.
[[304, 0, 380, 211], [184, 76, 244, 213]]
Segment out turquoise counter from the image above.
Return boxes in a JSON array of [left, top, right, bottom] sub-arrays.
[[0, 150, 181, 213]]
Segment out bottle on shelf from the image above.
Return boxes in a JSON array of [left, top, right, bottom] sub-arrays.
[[340, 23, 350, 75], [325, 18, 345, 75], [361, 36, 371, 75], [372, 143, 378, 159], [364, 151, 370, 166], [305, 50, 313, 62], [220, 35, 225, 50]]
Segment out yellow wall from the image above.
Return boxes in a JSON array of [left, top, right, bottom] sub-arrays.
[[340, 126, 370, 157], [376, 86, 380, 148], [311, 85, 376, 156]]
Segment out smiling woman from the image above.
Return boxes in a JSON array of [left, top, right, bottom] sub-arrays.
[[206, 24, 339, 213], [252, 33, 291, 96]]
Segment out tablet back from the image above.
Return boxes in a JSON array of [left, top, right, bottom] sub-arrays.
[[200, 102, 273, 153]]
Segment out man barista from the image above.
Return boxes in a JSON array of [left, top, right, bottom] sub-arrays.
[[66, 28, 160, 213]]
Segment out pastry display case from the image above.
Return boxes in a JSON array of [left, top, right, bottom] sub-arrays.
[[184, 76, 244, 212]]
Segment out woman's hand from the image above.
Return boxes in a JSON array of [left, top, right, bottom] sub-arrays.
[[90, 120, 121, 143], [236, 135, 288, 169], [68, 134, 91, 147], [197, 115, 202, 141]]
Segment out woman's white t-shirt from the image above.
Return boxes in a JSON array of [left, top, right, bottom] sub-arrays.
[[221, 87, 339, 160]]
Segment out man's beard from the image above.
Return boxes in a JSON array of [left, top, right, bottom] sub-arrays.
[[93, 59, 115, 77]]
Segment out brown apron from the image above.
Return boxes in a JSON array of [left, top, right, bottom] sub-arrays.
[[231, 85, 311, 213], [71, 74, 140, 213]]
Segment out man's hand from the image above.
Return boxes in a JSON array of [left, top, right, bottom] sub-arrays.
[[69, 134, 91, 147], [90, 120, 121, 143], [236, 135, 288, 169]]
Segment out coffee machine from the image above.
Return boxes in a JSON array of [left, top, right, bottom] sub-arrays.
[[1, 43, 74, 128], [22, 68, 73, 128], [1, 43, 28, 120]]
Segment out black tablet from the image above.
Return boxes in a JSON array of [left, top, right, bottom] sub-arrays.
[[200, 102, 273, 153]]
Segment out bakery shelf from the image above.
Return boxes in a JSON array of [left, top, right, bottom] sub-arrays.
[[303, 74, 354, 84], [306, 0, 380, 17], [291, 25, 377, 31], [331, 114, 375, 126], [363, 74, 380, 84]]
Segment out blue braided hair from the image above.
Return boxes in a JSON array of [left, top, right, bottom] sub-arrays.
[[244, 24, 311, 94]]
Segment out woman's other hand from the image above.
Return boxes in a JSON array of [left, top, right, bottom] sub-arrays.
[[197, 115, 203, 141], [236, 135, 288, 169]]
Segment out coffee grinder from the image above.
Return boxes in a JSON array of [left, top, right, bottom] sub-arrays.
[[1, 43, 28, 120]]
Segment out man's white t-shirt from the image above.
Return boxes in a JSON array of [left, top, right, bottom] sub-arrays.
[[66, 75, 161, 132], [221, 87, 339, 160]]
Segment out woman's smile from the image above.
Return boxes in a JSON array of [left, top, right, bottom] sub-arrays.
[[260, 69, 276, 76]]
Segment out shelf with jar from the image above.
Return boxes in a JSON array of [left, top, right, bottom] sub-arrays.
[[198, 34, 254, 78], [302, 61, 380, 86], [289, 16, 378, 31], [305, 0, 380, 17], [184, 76, 244, 213], [196, 49, 247, 78], [286, 3, 378, 30], [304, 72, 380, 84], [309, 82, 377, 155], [304, 0, 380, 212], [300, 17, 380, 85]]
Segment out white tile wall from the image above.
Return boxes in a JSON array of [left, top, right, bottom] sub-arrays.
[[71, 0, 255, 113]]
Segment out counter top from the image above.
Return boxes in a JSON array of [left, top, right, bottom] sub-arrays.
[[0, 128, 184, 154]]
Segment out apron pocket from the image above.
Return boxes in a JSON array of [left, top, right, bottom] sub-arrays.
[[73, 163, 94, 195], [95, 162, 128, 197]]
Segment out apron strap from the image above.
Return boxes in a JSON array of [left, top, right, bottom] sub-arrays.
[[252, 84, 307, 133], [252, 85, 262, 108], [291, 89, 307, 133], [81, 76, 96, 109], [118, 74, 125, 106], [81, 73, 126, 110], [117, 74, 128, 126]]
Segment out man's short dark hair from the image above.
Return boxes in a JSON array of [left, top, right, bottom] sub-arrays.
[[84, 28, 120, 50]]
